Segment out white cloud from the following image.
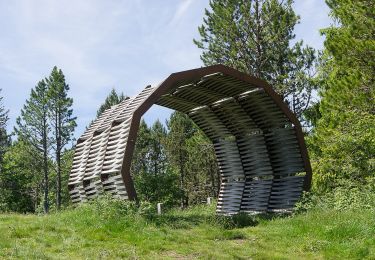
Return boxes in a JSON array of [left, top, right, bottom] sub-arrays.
[[0, 0, 331, 138], [0, 0, 209, 137], [170, 0, 194, 25]]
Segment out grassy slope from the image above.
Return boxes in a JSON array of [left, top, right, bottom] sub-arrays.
[[0, 202, 374, 259]]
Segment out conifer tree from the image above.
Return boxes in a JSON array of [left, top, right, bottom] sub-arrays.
[[310, 0, 375, 191], [194, 0, 317, 122], [165, 112, 197, 207], [46, 66, 76, 209], [96, 88, 127, 118], [15, 80, 51, 213], [0, 89, 10, 164], [131, 119, 151, 175], [185, 130, 219, 203], [148, 120, 168, 175], [0, 140, 42, 213]]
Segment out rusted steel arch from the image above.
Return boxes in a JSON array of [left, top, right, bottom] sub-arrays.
[[68, 65, 312, 214]]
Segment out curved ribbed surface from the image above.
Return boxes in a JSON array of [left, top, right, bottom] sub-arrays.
[[69, 65, 312, 214]]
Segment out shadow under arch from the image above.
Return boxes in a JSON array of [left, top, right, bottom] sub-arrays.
[[68, 65, 312, 214]]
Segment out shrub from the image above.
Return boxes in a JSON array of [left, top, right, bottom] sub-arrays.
[[295, 181, 375, 213]]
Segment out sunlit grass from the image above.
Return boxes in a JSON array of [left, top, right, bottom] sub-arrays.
[[0, 199, 374, 259]]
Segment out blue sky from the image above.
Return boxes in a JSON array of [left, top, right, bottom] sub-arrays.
[[0, 0, 331, 140]]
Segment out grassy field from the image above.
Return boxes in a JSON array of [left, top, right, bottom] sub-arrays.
[[0, 199, 374, 259]]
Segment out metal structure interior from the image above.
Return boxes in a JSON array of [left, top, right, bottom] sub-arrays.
[[68, 65, 312, 214]]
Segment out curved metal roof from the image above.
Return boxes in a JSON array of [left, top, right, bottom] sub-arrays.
[[68, 65, 312, 214]]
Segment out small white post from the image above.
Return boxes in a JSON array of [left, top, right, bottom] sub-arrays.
[[157, 203, 163, 215], [207, 197, 211, 205]]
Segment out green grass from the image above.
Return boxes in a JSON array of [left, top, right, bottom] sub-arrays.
[[0, 200, 374, 259]]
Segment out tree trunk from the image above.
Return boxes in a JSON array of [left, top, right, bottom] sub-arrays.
[[43, 137, 49, 214], [209, 157, 216, 197], [56, 142, 61, 209], [43, 115, 49, 214], [179, 147, 186, 208], [56, 114, 62, 209], [254, 0, 263, 78]]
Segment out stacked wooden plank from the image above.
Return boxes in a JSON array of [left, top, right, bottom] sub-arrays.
[[156, 72, 306, 214], [69, 65, 311, 214], [68, 87, 155, 202]]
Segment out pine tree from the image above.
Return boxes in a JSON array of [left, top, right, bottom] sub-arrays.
[[0, 140, 42, 213], [15, 80, 51, 213], [319, 0, 374, 117], [185, 130, 219, 204], [131, 119, 183, 207], [309, 0, 375, 191], [60, 148, 75, 207], [96, 88, 127, 118], [0, 89, 10, 164], [46, 66, 76, 209], [165, 112, 220, 206], [165, 112, 197, 207], [148, 120, 168, 175], [194, 0, 318, 122], [131, 119, 151, 175]]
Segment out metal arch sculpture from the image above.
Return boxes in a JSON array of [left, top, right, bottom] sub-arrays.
[[68, 65, 312, 214]]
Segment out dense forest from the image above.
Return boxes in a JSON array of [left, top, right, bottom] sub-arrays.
[[0, 0, 373, 216]]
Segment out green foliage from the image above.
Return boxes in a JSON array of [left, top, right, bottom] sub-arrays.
[[0, 141, 41, 213], [10, 67, 76, 213], [165, 111, 219, 206], [15, 80, 50, 152], [46, 66, 77, 151], [321, 0, 374, 114], [309, 113, 375, 192], [165, 111, 197, 206], [46, 66, 77, 209], [96, 88, 127, 118], [184, 130, 219, 204], [0, 198, 375, 259], [148, 120, 168, 175], [309, 0, 375, 192], [87, 194, 155, 221], [131, 113, 219, 208], [194, 0, 318, 122], [60, 149, 75, 207], [317, 0, 374, 118], [131, 119, 151, 174], [132, 120, 182, 207], [0, 89, 10, 164], [134, 168, 182, 209], [15, 79, 51, 213], [296, 182, 375, 214]]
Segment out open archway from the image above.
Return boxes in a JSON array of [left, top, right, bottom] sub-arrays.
[[68, 65, 312, 214]]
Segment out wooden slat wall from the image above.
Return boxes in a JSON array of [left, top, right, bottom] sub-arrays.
[[69, 68, 309, 214], [68, 86, 155, 202]]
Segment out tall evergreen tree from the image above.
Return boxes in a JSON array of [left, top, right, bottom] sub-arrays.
[[148, 120, 168, 175], [309, 0, 375, 191], [0, 89, 10, 164], [132, 120, 168, 176], [194, 0, 318, 122], [15, 80, 51, 213], [185, 130, 219, 204], [46, 66, 76, 209], [60, 149, 75, 207], [165, 112, 198, 207], [165, 112, 220, 206], [0, 140, 42, 213], [131, 119, 151, 175], [96, 88, 126, 118], [132, 119, 182, 207]]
